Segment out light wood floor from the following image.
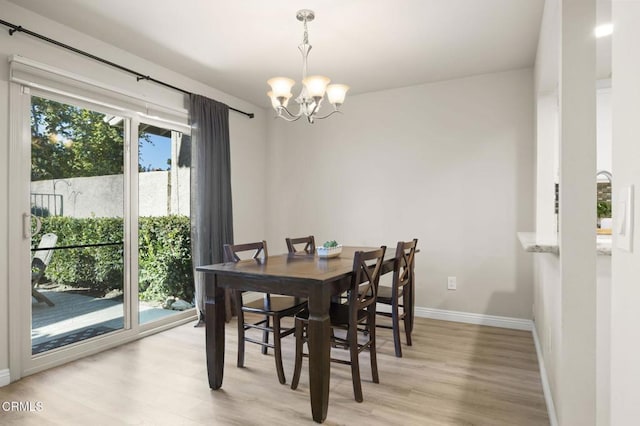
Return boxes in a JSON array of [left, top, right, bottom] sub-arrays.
[[0, 317, 549, 425]]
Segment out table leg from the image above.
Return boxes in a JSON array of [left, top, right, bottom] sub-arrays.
[[307, 288, 331, 423], [205, 273, 226, 389]]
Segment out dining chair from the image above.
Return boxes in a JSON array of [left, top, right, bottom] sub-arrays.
[[285, 235, 316, 254], [290, 246, 386, 402], [285, 236, 315, 306], [375, 239, 418, 357], [224, 240, 307, 385]]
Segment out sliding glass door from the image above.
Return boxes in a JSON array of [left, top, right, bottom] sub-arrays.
[[29, 95, 127, 354], [24, 92, 195, 362]]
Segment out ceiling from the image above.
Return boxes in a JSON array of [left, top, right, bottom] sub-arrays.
[[7, 0, 547, 107]]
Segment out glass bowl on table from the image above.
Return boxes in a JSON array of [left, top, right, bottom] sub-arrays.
[[317, 244, 342, 258]]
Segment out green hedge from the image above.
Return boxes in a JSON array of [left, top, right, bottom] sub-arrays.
[[138, 216, 193, 303], [35, 215, 193, 303]]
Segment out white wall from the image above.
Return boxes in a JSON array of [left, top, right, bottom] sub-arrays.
[[266, 69, 535, 319], [557, 0, 597, 422], [531, 0, 562, 421], [610, 1, 640, 424], [0, 0, 268, 378], [537, 252, 612, 426], [229, 110, 269, 243], [532, 0, 599, 424], [596, 255, 611, 426], [597, 87, 612, 174], [533, 254, 562, 413]]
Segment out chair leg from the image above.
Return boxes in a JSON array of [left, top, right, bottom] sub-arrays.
[[404, 288, 413, 347], [368, 308, 379, 384], [32, 288, 55, 307], [262, 314, 270, 355], [391, 294, 402, 358], [235, 291, 245, 368], [348, 324, 363, 402], [273, 317, 286, 384], [403, 316, 412, 347], [409, 278, 416, 334], [291, 318, 304, 390]]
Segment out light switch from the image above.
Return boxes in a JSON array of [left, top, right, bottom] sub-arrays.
[[616, 185, 634, 252]]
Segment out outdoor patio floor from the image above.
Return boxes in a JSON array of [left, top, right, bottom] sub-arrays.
[[32, 288, 180, 353]]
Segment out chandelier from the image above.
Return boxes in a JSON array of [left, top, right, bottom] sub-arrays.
[[267, 9, 349, 124]]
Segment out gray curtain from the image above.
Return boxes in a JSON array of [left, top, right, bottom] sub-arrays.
[[189, 94, 234, 319]]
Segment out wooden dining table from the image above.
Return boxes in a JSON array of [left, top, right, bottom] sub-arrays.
[[196, 246, 406, 423]]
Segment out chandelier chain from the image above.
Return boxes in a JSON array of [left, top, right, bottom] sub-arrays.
[[303, 19, 309, 45]]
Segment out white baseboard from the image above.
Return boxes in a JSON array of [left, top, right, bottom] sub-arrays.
[[414, 306, 533, 331], [532, 323, 558, 426], [0, 369, 10, 387]]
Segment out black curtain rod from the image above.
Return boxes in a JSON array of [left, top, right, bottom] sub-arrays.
[[0, 18, 254, 119]]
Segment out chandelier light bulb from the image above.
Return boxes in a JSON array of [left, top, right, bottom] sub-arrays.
[[267, 77, 295, 99], [326, 84, 350, 106], [302, 75, 330, 98], [267, 91, 290, 108]]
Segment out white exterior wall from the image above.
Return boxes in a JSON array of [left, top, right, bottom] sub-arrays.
[[29, 168, 190, 218]]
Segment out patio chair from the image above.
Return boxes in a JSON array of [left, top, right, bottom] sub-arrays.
[[31, 233, 58, 307]]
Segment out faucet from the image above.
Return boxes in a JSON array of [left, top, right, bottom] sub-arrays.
[[597, 170, 612, 183]]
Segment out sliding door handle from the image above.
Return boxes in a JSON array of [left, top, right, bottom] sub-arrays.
[[24, 213, 41, 239]]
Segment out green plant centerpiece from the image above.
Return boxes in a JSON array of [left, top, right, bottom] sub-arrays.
[[323, 240, 339, 248]]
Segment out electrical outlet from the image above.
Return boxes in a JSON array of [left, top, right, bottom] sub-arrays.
[[447, 276, 457, 290]]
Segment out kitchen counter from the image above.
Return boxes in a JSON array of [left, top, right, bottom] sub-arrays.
[[517, 232, 611, 256]]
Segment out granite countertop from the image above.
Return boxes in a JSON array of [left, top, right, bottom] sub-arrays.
[[517, 232, 611, 256]]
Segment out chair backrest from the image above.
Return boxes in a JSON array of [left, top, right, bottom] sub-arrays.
[[393, 239, 418, 290], [349, 246, 386, 312], [33, 233, 58, 266], [223, 241, 268, 263], [285, 235, 316, 254]]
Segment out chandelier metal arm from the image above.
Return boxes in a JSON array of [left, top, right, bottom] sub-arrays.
[[307, 96, 322, 117], [274, 106, 303, 122], [313, 109, 342, 121]]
